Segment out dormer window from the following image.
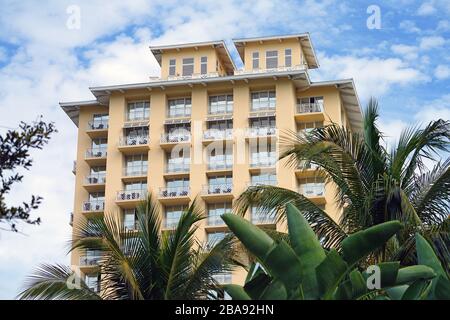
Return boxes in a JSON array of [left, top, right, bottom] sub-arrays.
[[201, 57, 207, 75], [169, 59, 176, 76], [182, 58, 194, 76], [266, 51, 278, 69]]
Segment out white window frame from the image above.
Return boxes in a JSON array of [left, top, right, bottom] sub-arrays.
[[169, 59, 176, 76], [252, 52, 259, 69], [182, 57, 194, 76], [285, 48, 292, 67], [266, 50, 278, 69]]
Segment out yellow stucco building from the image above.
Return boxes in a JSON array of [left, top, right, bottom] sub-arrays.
[[61, 34, 363, 294]]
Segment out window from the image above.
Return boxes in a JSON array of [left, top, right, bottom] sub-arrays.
[[207, 119, 232, 131], [206, 175, 232, 194], [124, 181, 147, 191], [297, 96, 324, 113], [166, 178, 189, 190], [91, 114, 109, 130], [166, 149, 190, 173], [91, 138, 107, 150], [89, 192, 105, 202], [127, 101, 150, 121], [250, 116, 276, 128], [266, 50, 278, 69], [298, 177, 325, 197], [207, 231, 228, 247], [297, 121, 323, 134], [207, 202, 232, 226], [168, 98, 191, 118], [208, 148, 232, 170], [251, 172, 277, 186], [124, 126, 149, 145], [87, 166, 106, 184], [169, 59, 176, 76], [85, 274, 100, 293], [285, 49, 292, 67], [252, 52, 259, 69], [251, 91, 276, 111], [182, 58, 194, 76], [164, 123, 191, 143], [124, 209, 137, 230], [201, 56, 207, 75], [250, 143, 276, 167], [209, 94, 233, 114], [165, 205, 187, 229], [251, 206, 276, 224], [125, 154, 148, 176]]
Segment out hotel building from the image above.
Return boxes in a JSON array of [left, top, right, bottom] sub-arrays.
[[61, 34, 363, 294]]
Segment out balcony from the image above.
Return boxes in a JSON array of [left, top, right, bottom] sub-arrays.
[[249, 158, 277, 173], [299, 184, 326, 204], [118, 135, 150, 154], [158, 187, 190, 205], [295, 102, 324, 122], [234, 64, 306, 76], [86, 120, 108, 138], [85, 148, 107, 166], [164, 162, 190, 178], [83, 173, 106, 192], [79, 254, 102, 270], [203, 129, 233, 144], [122, 168, 148, 182], [246, 127, 277, 140], [295, 161, 320, 178], [207, 161, 233, 175], [201, 184, 234, 202], [82, 200, 104, 215], [160, 133, 191, 150], [116, 189, 147, 208]]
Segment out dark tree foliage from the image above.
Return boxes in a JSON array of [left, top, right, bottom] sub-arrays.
[[0, 117, 56, 232]]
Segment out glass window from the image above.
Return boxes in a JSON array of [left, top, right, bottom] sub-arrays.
[[285, 49, 292, 67], [124, 181, 147, 191], [250, 143, 276, 167], [251, 91, 276, 111], [127, 101, 150, 121], [89, 192, 105, 202], [298, 177, 325, 196], [166, 178, 189, 189], [123, 209, 137, 230], [297, 121, 323, 133], [208, 147, 232, 170], [91, 138, 107, 150], [207, 202, 232, 226], [209, 94, 233, 114], [297, 96, 324, 113], [201, 56, 207, 75], [165, 205, 187, 228], [91, 114, 109, 129], [252, 52, 259, 69], [182, 58, 194, 76], [168, 98, 191, 118], [166, 149, 190, 172], [125, 154, 148, 176], [85, 274, 100, 292], [266, 50, 278, 69], [250, 116, 276, 128], [207, 231, 228, 246], [251, 172, 277, 186], [169, 59, 176, 76], [208, 175, 232, 186]]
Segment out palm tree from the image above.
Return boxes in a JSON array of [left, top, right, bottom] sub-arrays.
[[19, 195, 241, 300], [235, 98, 450, 272]]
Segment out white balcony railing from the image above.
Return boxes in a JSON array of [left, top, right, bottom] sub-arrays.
[[123, 167, 147, 177], [202, 184, 233, 195], [160, 133, 191, 143], [234, 64, 306, 76], [87, 120, 108, 131], [247, 127, 277, 138], [166, 162, 190, 173], [82, 200, 104, 212], [85, 148, 107, 159], [79, 254, 102, 266], [166, 72, 220, 81], [85, 173, 106, 185], [297, 103, 323, 114], [159, 186, 190, 198], [116, 189, 147, 201], [119, 135, 149, 146], [250, 158, 277, 168], [299, 184, 325, 197], [208, 160, 233, 171], [203, 129, 233, 141]]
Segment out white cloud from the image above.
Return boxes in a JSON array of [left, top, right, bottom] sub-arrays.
[[414, 94, 450, 123], [417, 2, 437, 16], [391, 44, 419, 60], [399, 20, 421, 33], [314, 53, 429, 101], [419, 36, 446, 50], [434, 64, 450, 80]]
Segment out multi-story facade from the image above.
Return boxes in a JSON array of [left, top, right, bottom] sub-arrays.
[[61, 34, 362, 294]]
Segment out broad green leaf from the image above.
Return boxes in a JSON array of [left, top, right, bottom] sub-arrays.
[[259, 280, 288, 300], [223, 285, 251, 300], [342, 221, 403, 265], [396, 265, 436, 285], [263, 241, 303, 291], [221, 214, 274, 260], [434, 276, 450, 300], [401, 280, 432, 300], [415, 233, 446, 278], [243, 273, 272, 300], [386, 285, 409, 300], [316, 249, 348, 299], [349, 270, 367, 298]]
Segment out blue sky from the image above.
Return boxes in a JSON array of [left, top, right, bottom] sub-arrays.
[[0, 0, 449, 299]]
